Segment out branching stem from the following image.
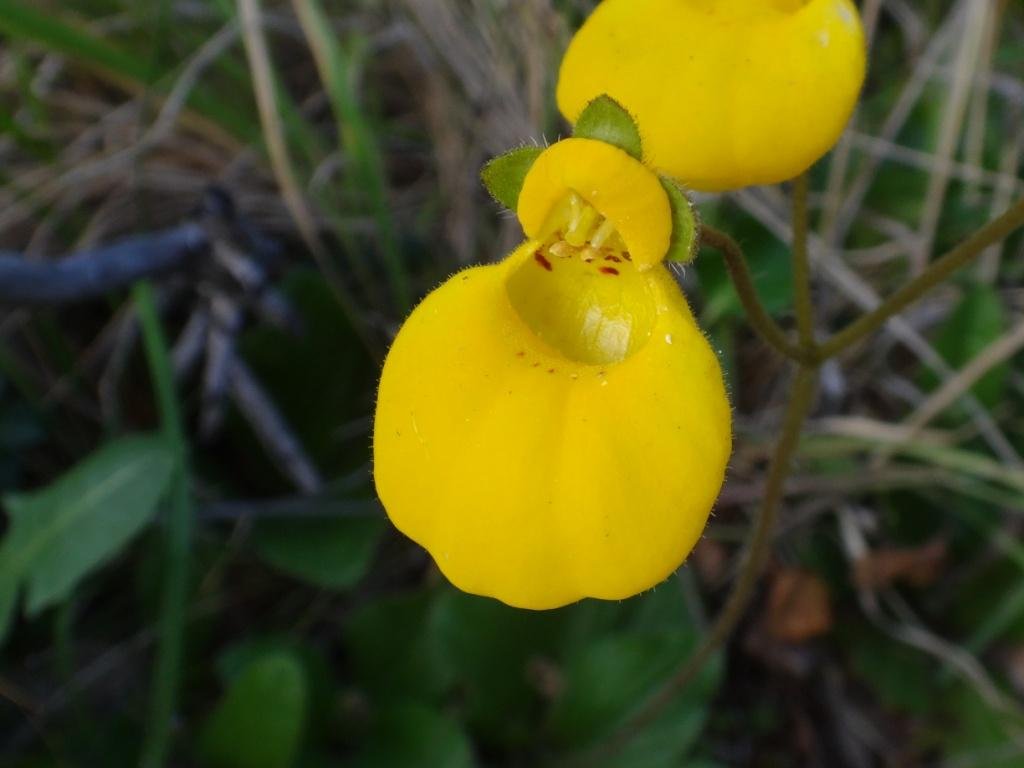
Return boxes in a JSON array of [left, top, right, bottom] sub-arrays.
[[817, 196, 1024, 360]]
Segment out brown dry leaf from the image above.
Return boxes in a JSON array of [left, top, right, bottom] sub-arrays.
[[853, 540, 948, 590], [764, 568, 833, 643]]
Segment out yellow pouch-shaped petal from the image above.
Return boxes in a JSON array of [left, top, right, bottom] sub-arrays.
[[517, 138, 672, 270], [557, 0, 867, 190], [374, 240, 732, 610]]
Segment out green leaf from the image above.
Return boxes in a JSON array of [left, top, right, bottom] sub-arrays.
[[0, 0, 148, 82], [839, 622, 936, 716], [346, 590, 452, 701], [549, 631, 721, 767], [199, 651, 308, 768], [573, 95, 643, 161], [929, 283, 1009, 408], [427, 589, 566, 745], [481, 146, 543, 210], [215, 637, 337, 744], [252, 515, 385, 590], [938, 683, 1024, 767], [660, 178, 700, 264], [0, 435, 175, 618], [353, 704, 474, 768]]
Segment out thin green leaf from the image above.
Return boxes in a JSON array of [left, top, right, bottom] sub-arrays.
[[481, 146, 544, 210], [573, 95, 643, 161], [294, 0, 411, 311], [661, 178, 700, 264], [0, 434, 175, 617], [0, 0, 148, 81]]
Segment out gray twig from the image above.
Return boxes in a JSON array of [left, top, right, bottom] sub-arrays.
[[0, 225, 208, 305]]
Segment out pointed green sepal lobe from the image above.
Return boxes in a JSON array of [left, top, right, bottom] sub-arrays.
[[573, 95, 643, 161], [661, 178, 700, 264], [481, 146, 544, 210]]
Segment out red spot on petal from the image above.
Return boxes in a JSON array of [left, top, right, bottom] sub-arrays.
[[516, 351, 526, 357], [604, 255, 622, 263], [534, 252, 553, 271], [548, 368, 556, 374], [623, 253, 633, 262], [599, 267, 620, 276]]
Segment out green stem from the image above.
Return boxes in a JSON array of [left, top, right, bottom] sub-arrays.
[[578, 365, 818, 764], [816, 196, 1024, 360], [791, 175, 815, 352], [701, 226, 810, 364], [135, 281, 192, 768]]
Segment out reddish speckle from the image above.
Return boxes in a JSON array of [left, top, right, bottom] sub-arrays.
[[604, 255, 622, 263], [516, 351, 526, 358], [599, 266, 620, 276], [623, 253, 633, 262], [534, 252, 553, 271], [532, 362, 541, 368], [547, 368, 556, 374]]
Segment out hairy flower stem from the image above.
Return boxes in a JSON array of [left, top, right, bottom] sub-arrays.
[[700, 226, 811, 364], [791, 174, 815, 352]]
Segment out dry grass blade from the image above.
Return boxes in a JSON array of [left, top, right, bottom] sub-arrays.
[[236, 0, 372, 352]]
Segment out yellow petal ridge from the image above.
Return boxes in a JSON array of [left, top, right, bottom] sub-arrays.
[[516, 138, 673, 270], [374, 241, 732, 610], [557, 0, 867, 190]]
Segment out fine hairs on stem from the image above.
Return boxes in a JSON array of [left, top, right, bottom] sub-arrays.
[[576, 188, 1024, 765]]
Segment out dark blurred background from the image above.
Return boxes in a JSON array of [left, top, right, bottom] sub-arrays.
[[0, 0, 1023, 766]]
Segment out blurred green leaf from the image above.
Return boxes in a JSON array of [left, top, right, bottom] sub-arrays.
[[427, 589, 565, 745], [346, 589, 452, 702], [199, 651, 308, 768], [353, 704, 474, 768], [937, 684, 1024, 767], [549, 631, 721, 767], [840, 622, 935, 716], [0, 435, 174, 634], [252, 515, 384, 591], [216, 637, 337, 744], [695, 210, 794, 327], [0, 0, 147, 80], [929, 284, 1009, 408]]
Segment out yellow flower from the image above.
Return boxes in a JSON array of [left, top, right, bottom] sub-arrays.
[[557, 0, 867, 191], [374, 112, 732, 610]]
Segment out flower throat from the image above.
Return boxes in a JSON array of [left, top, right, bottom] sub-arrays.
[[506, 192, 658, 366]]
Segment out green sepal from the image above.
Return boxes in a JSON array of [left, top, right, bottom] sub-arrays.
[[660, 178, 700, 264], [481, 146, 544, 210], [573, 95, 643, 161]]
